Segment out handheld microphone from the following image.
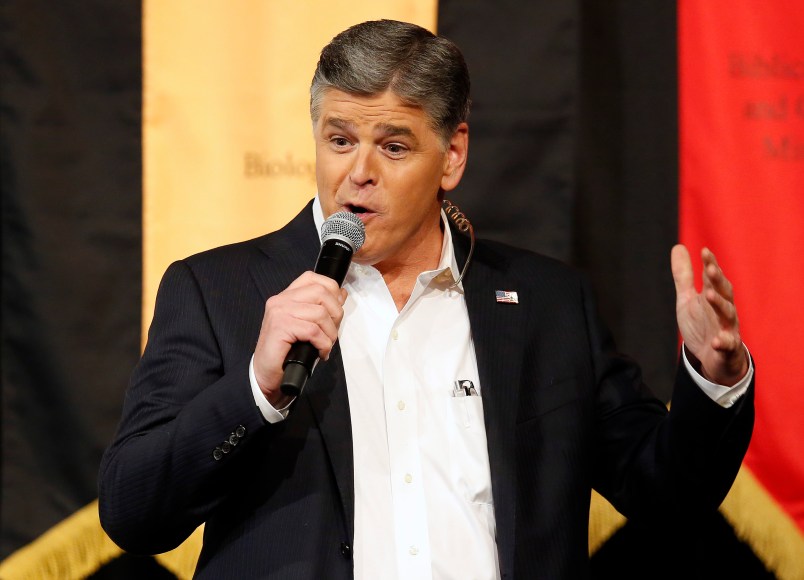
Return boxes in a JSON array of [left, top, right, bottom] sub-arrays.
[[280, 211, 366, 397]]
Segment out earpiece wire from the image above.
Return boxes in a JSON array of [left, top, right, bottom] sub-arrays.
[[442, 199, 475, 288]]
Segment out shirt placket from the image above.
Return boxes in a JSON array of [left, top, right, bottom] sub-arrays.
[[383, 286, 434, 579]]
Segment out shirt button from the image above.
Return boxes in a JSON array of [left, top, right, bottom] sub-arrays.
[[391, 329, 399, 340], [397, 400, 406, 411], [409, 546, 419, 556], [404, 473, 413, 483]]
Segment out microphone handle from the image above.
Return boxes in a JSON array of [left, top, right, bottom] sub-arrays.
[[280, 239, 354, 397], [280, 343, 318, 397]]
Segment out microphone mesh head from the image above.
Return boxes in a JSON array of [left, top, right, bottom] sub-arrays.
[[321, 211, 366, 252]]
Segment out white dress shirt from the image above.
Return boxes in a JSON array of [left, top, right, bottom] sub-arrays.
[[325, 205, 499, 580], [249, 196, 753, 579]]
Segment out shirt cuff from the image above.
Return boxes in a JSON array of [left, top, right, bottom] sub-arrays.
[[249, 354, 293, 423], [682, 344, 753, 408]]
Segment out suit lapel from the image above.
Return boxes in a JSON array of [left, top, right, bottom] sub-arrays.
[[248, 202, 356, 542], [248, 201, 320, 297], [303, 345, 355, 542], [456, 231, 525, 579]]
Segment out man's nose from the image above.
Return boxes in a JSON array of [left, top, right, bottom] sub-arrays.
[[349, 145, 378, 186]]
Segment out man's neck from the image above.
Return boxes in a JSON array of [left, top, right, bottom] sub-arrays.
[[375, 235, 443, 311]]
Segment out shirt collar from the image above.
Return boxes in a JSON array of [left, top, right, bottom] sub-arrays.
[[312, 195, 462, 291]]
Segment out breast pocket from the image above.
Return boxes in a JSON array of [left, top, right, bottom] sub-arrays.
[[448, 395, 493, 505], [517, 375, 581, 424]]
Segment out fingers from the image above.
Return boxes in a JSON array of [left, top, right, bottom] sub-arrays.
[[253, 271, 347, 397], [701, 248, 740, 329], [704, 286, 739, 333], [268, 300, 340, 350], [711, 328, 743, 353], [265, 272, 345, 354], [287, 271, 345, 308], [701, 248, 734, 302], [699, 249, 744, 358], [284, 271, 345, 323]]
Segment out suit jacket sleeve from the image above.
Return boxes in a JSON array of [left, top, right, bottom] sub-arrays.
[[583, 275, 755, 520], [98, 259, 271, 554]]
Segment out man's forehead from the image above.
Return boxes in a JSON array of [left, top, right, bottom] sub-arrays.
[[318, 90, 425, 124]]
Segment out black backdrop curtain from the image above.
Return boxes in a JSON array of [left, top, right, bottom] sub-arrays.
[[2, 0, 142, 558]]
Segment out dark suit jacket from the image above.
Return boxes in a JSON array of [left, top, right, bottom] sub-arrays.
[[99, 202, 753, 579]]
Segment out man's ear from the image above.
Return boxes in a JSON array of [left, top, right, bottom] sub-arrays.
[[441, 123, 469, 192]]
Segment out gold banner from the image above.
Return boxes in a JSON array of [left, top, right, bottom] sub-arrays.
[[143, 1, 437, 337]]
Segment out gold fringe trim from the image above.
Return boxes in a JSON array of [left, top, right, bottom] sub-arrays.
[[3, 476, 801, 579], [586, 466, 804, 579], [721, 466, 804, 580], [0, 501, 121, 579], [153, 525, 204, 579], [0, 495, 625, 575], [0, 493, 633, 575], [588, 489, 627, 554], [0, 500, 204, 580]]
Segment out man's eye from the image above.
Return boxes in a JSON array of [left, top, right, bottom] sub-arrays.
[[330, 137, 350, 147], [385, 143, 407, 156]]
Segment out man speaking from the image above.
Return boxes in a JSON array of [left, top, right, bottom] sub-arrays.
[[99, 20, 754, 579]]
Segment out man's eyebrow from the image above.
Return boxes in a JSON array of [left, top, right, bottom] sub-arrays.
[[376, 123, 417, 143], [325, 117, 357, 131]]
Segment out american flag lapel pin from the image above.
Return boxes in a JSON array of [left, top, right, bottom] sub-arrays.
[[495, 290, 519, 304]]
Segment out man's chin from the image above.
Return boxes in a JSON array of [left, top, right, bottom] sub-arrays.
[[351, 245, 388, 269], [351, 253, 376, 267]]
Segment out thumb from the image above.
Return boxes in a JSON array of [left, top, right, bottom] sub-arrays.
[[671, 244, 695, 299]]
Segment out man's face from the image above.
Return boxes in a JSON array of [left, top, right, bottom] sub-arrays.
[[314, 89, 467, 270]]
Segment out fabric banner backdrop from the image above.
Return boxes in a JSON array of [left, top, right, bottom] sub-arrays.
[[142, 0, 438, 338], [2, 0, 802, 578], [679, 1, 804, 576]]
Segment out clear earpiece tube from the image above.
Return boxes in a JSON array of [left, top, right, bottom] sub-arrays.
[[442, 199, 475, 287]]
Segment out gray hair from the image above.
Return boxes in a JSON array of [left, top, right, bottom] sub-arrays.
[[310, 20, 471, 145]]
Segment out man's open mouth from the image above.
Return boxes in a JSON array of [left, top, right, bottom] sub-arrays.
[[346, 204, 371, 215]]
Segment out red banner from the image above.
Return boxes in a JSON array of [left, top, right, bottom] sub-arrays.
[[679, 0, 804, 545]]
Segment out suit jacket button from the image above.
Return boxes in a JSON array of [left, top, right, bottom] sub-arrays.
[[212, 447, 224, 461], [340, 542, 352, 560], [228, 434, 239, 446], [235, 425, 246, 438], [221, 441, 232, 454]]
